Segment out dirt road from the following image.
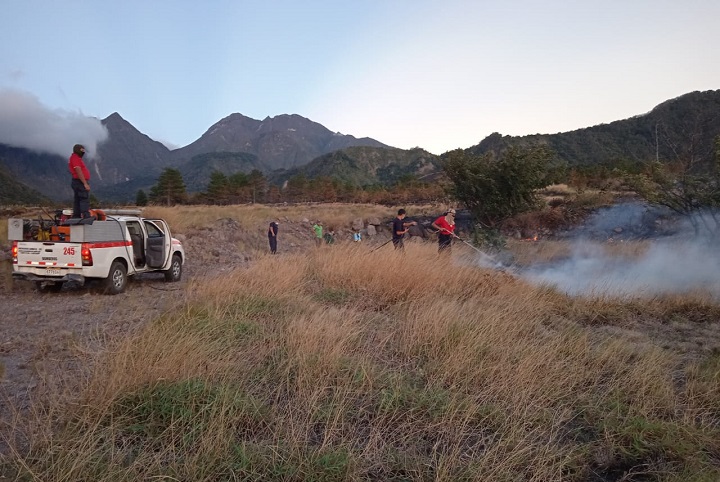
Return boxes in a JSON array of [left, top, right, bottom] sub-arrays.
[[0, 260, 189, 425], [0, 218, 266, 456]]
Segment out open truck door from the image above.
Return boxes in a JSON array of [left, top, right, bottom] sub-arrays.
[[143, 220, 171, 269]]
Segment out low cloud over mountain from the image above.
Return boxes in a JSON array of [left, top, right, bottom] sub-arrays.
[[0, 89, 108, 158]]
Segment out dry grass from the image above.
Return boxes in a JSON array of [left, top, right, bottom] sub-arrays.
[[3, 206, 720, 481], [142, 203, 439, 234], [540, 183, 577, 197]]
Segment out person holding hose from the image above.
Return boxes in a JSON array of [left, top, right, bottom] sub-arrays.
[[431, 208, 456, 253], [392, 208, 417, 251]]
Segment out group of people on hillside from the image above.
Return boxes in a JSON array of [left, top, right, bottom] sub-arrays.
[[393, 208, 456, 252], [265, 208, 457, 255], [312, 221, 336, 246]]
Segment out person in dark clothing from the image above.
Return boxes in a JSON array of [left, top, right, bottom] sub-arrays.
[[392, 208, 417, 250], [268, 220, 279, 254], [68, 144, 91, 219], [431, 208, 456, 253]]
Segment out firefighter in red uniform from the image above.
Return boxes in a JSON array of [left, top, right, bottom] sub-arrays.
[[431, 208, 456, 253], [68, 144, 91, 219]]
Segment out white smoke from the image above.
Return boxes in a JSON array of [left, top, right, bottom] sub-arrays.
[[521, 203, 720, 298], [0, 88, 108, 158], [523, 239, 720, 298]]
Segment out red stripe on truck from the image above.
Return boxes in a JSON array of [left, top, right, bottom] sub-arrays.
[[86, 241, 133, 249], [25, 261, 75, 266], [24, 241, 131, 249]]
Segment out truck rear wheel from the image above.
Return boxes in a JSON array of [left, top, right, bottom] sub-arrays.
[[164, 254, 182, 282], [103, 261, 127, 295]]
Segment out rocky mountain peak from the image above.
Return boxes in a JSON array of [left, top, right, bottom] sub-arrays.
[[171, 112, 387, 170]]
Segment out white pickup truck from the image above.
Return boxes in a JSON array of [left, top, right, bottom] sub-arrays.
[[9, 210, 185, 294]]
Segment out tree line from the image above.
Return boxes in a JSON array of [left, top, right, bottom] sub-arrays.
[[142, 134, 720, 238], [139, 168, 448, 207]]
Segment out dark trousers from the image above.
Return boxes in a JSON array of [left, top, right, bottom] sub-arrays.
[[71, 178, 90, 218], [392, 238, 404, 250], [438, 234, 452, 253], [269, 236, 277, 254]]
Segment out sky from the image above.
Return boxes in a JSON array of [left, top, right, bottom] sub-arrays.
[[1, 0, 719, 157]]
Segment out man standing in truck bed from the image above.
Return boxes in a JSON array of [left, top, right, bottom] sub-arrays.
[[68, 144, 91, 219]]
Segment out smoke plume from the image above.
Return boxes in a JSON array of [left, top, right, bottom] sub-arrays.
[[524, 240, 720, 298], [0, 89, 108, 158], [521, 203, 720, 298]]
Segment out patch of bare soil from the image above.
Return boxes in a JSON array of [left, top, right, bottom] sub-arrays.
[[0, 266, 193, 459], [0, 219, 260, 456]]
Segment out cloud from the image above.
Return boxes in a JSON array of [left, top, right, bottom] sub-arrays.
[[0, 89, 108, 158]]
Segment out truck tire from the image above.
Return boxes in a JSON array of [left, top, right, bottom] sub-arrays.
[[103, 261, 127, 295], [164, 254, 182, 282]]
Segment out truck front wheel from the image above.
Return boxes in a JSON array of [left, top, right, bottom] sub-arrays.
[[103, 261, 127, 295], [164, 254, 182, 282]]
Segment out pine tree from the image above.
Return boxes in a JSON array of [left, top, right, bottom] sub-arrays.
[[136, 189, 148, 206], [206, 171, 229, 205], [150, 168, 187, 206], [248, 169, 267, 203]]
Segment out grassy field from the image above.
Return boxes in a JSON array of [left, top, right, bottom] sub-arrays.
[[2, 203, 720, 481]]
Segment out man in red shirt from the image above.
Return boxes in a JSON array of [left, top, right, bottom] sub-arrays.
[[68, 144, 91, 219], [431, 208, 456, 253]]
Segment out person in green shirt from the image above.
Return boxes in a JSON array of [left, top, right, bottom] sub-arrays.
[[313, 221, 323, 247]]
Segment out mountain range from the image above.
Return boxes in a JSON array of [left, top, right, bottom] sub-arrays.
[[0, 89, 718, 204]]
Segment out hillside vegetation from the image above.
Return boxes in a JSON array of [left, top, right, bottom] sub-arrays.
[[0, 164, 49, 205], [274, 146, 440, 187], [2, 203, 719, 481], [469, 90, 720, 170]]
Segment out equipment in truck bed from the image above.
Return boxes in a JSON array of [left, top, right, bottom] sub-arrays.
[[9, 211, 186, 295], [11, 209, 108, 242]]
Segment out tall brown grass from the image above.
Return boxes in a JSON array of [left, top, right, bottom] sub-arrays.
[[3, 214, 720, 480], [142, 203, 438, 234]]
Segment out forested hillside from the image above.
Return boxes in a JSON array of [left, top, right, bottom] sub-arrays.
[[468, 90, 720, 168], [0, 164, 49, 204], [271, 146, 440, 187]]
